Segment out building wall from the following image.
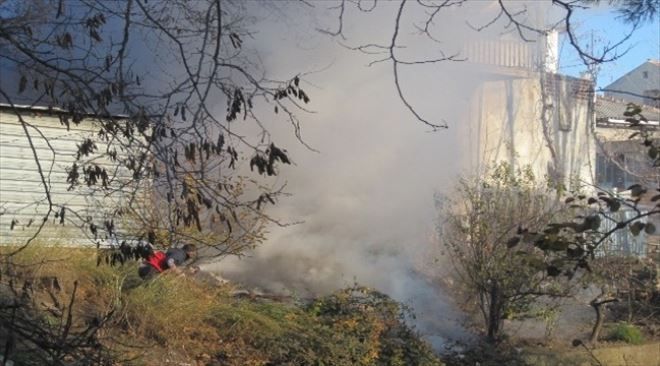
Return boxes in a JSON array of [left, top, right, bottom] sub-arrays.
[[604, 61, 660, 106], [463, 72, 596, 190], [0, 108, 138, 245]]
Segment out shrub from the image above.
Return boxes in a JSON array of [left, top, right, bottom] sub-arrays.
[[608, 323, 645, 344], [208, 285, 443, 366], [437, 163, 569, 342]]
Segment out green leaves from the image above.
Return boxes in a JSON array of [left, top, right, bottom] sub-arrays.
[[623, 103, 642, 117], [624, 104, 659, 166], [75, 138, 98, 160], [644, 222, 656, 235], [625, 221, 655, 236], [584, 215, 601, 231], [273, 77, 311, 104], [629, 221, 645, 236], [599, 195, 621, 212], [249, 144, 290, 176]]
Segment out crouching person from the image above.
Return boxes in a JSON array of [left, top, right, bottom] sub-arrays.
[[138, 244, 198, 280], [163, 244, 198, 274]]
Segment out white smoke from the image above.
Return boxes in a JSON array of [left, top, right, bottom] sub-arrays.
[[204, 0, 557, 346]]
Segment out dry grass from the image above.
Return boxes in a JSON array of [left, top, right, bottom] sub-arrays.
[[2, 244, 443, 365]]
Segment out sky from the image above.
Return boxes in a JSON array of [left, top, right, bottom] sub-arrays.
[[559, 4, 660, 89]]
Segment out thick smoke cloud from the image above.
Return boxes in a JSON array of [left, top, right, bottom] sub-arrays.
[[204, 1, 554, 346]]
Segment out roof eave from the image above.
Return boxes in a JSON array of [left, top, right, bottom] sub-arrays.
[[0, 103, 128, 119]]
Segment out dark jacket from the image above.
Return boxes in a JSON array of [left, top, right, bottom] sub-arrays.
[[164, 248, 188, 269]]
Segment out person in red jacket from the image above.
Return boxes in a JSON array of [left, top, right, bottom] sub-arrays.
[[138, 244, 197, 279]]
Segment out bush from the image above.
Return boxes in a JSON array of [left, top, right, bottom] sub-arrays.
[[208, 285, 443, 366], [437, 163, 569, 342], [608, 323, 645, 344]]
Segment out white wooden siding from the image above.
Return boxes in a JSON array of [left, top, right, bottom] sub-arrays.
[[0, 108, 140, 245]]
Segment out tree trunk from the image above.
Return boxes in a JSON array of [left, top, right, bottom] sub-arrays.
[[589, 295, 618, 344], [589, 301, 605, 344], [487, 281, 503, 343]]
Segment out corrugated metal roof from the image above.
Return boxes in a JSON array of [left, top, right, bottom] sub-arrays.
[[595, 96, 660, 123]]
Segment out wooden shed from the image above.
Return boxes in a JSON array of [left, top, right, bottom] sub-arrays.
[[0, 104, 143, 246]]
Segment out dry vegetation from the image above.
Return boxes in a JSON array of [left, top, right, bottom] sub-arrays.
[[0, 245, 442, 365]]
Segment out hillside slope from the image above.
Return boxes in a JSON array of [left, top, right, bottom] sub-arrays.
[[0, 246, 443, 365]]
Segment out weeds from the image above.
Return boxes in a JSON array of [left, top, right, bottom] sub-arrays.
[[607, 323, 645, 345], [1, 244, 443, 365]]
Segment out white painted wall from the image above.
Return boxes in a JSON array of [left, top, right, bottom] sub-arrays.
[[461, 72, 596, 190]]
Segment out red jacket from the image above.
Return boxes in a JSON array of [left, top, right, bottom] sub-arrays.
[[146, 251, 167, 272]]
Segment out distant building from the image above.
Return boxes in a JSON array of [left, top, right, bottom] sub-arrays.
[[603, 59, 660, 108]]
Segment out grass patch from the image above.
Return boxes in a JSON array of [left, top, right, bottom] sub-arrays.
[[607, 323, 645, 345]]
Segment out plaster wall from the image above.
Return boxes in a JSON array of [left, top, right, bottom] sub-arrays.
[[465, 72, 596, 190]]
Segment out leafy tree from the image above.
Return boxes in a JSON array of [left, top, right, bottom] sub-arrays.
[[437, 163, 572, 342], [505, 104, 659, 345], [0, 0, 312, 255], [0, 1, 312, 363], [508, 104, 658, 275]]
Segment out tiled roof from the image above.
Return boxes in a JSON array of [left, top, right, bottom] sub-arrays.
[[595, 96, 660, 123], [544, 72, 594, 100]]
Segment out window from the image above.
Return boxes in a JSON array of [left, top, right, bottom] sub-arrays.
[[643, 71, 649, 79]]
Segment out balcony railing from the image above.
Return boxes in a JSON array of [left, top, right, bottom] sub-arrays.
[[462, 40, 540, 70]]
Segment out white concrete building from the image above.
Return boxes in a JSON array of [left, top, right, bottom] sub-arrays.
[[456, 19, 596, 191]]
